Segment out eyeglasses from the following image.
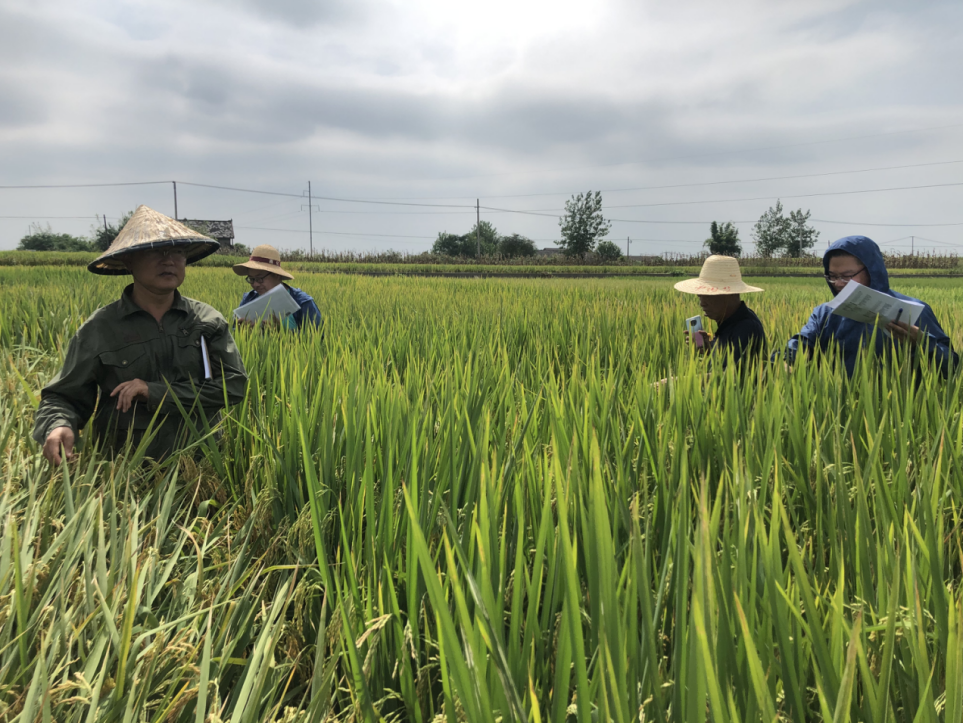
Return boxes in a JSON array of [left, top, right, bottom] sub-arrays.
[[246, 274, 270, 285], [144, 247, 188, 261], [824, 267, 866, 284]]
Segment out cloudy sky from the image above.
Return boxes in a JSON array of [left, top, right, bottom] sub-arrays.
[[2, 0, 962, 255]]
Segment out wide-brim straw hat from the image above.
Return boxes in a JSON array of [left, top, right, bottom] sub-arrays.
[[674, 255, 763, 295], [87, 205, 220, 275], [232, 245, 294, 280]]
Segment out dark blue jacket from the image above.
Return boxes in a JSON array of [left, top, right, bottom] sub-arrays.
[[784, 236, 956, 376], [713, 301, 766, 369], [239, 284, 322, 331]]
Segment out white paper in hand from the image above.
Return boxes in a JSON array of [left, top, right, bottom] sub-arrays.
[[826, 280, 924, 327], [233, 285, 300, 322]]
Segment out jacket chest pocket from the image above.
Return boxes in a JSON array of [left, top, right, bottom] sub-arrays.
[[99, 345, 151, 385], [174, 328, 207, 380]]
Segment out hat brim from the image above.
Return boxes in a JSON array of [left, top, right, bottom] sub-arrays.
[[232, 260, 294, 280], [87, 238, 220, 276], [674, 278, 763, 295]]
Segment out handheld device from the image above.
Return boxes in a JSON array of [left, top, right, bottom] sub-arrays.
[[685, 316, 706, 348]]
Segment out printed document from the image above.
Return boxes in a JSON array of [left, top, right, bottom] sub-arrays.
[[233, 284, 300, 322], [826, 281, 924, 327]]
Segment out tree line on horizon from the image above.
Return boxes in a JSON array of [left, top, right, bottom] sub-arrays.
[[14, 196, 822, 260]]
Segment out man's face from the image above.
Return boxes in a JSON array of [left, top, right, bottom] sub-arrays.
[[124, 247, 187, 293], [826, 253, 868, 294], [698, 293, 739, 323]]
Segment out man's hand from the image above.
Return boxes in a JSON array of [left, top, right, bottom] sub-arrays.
[[684, 330, 712, 354], [111, 379, 150, 412], [43, 426, 76, 465], [887, 320, 921, 344]]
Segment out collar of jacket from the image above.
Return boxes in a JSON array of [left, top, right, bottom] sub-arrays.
[[119, 284, 189, 318]]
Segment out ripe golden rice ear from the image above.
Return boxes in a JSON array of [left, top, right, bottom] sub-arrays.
[[0, 263, 961, 721]]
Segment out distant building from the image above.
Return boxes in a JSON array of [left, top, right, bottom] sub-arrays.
[[537, 247, 563, 257], [180, 219, 235, 249]]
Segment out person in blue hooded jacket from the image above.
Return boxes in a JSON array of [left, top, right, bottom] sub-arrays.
[[233, 245, 322, 331], [783, 235, 956, 376]]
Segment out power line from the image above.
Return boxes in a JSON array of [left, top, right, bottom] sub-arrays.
[[481, 180, 963, 215], [0, 181, 169, 190], [810, 218, 963, 228], [0, 215, 122, 219], [366, 158, 963, 200], [178, 181, 474, 209], [602, 180, 963, 209], [400, 121, 963, 181], [236, 225, 437, 240]]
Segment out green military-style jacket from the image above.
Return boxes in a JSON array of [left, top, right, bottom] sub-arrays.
[[33, 285, 248, 460]]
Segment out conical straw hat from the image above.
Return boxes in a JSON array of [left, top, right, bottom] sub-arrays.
[[87, 205, 220, 275], [673, 255, 763, 295]]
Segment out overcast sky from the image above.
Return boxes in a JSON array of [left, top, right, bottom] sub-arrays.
[[2, 0, 962, 256]]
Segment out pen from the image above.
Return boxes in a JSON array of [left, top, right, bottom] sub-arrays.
[[894, 308, 903, 326]]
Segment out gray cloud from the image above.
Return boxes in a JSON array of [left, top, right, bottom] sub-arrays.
[[0, 79, 47, 128], [214, 0, 366, 28], [1, 0, 962, 254]]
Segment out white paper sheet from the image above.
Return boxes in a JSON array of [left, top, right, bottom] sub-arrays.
[[826, 280, 924, 327], [233, 285, 300, 322], [200, 336, 212, 380]]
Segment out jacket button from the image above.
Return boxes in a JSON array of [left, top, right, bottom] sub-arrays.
[[122, 360, 128, 365]]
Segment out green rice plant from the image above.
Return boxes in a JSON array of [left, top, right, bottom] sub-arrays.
[[1, 266, 962, 721]]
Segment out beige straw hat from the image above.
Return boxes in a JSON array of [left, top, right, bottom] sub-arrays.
[[88, 205, 220, 275], [232, 245, 294, 280], [674, 255, 763, 295]]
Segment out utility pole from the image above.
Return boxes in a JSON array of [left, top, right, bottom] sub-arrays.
[[301, 182, 319, 256], [911, 235, 914, 255], [476, 199, 481, 257], [173, 181, 178, 219], [626, 236, 631, 257], [103, 214, 108, 232]]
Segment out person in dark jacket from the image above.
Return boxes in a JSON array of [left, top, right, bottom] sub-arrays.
[[674, 255, 766, 369], [783, 235, 956, 376], [233, 245, 322, 331], [34, 205, 248, 464]]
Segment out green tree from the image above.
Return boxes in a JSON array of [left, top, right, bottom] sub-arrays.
[[704, 221, 742, 257], [432, 232, 464, 257], [751, 201, 790, 257], [785, 208, 820, 257], [751, 201, 819, 257], [17, 224, 94, 252], [558, 191, 611, 259], [498, 233, 536, 258], [431, 222, 499, 257], [595, 239, 623, 262], [91, 210, 135, 252]]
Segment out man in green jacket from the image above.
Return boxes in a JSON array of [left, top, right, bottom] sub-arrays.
[[33, 205, 248, 464]]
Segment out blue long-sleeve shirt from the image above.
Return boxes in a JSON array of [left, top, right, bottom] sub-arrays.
[[784, 236, 956, 377], [239, 284, 322, 331]]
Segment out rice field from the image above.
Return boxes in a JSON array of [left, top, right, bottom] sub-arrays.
[[1, 266, 962, 722]]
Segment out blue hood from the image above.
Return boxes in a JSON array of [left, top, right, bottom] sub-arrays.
[[823, 235, 889, 294]]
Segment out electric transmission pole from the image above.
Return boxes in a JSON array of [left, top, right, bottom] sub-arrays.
[[302, 182, 319, 256]]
